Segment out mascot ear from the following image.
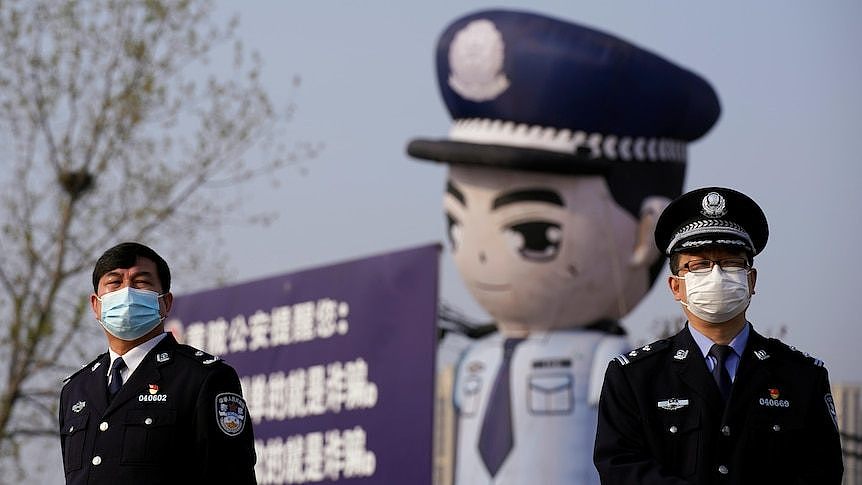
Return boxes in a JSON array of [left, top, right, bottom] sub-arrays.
[[630, 196, 671, 267]]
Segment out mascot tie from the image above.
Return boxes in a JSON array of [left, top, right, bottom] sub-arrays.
[[478, 338, 523, 476]]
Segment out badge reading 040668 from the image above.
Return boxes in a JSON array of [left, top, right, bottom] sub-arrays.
[[216, 392, 248, 436]]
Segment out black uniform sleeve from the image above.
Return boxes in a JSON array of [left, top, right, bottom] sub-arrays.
[[192, 363, 257, 484], [593, 361, 693, 485], [798, 366, 844, 484]]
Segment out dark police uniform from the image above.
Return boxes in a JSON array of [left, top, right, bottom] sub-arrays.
[[593, 325, 843, 484], [59, 334, 257, 484]]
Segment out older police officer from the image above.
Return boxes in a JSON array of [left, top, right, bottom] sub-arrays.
[[593, 187, 843, 484], [59, 242, 256, 484]]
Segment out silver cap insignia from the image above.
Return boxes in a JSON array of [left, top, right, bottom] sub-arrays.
[[701, 191, 728, 218]]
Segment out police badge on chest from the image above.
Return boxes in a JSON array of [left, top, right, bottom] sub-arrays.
[[138, 383, 168, 402]]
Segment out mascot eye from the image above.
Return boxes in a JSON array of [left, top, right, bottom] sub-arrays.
[[504, 221, 562, 262], [446, 213, 462, 251]]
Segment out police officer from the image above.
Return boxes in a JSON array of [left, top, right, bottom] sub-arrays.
[[593, 187, 844, 484], [59, 242, 257, 484]]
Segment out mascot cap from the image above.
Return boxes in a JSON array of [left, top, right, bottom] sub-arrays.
[[655, 187, 769, 256], [406, 9, 721, 174]]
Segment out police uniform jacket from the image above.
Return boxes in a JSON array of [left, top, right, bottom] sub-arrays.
[[59, 334, 257, 485], [593, 324, 843, 484]]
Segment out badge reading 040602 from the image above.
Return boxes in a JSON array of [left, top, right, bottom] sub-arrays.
[[215, 392, 248, 436]]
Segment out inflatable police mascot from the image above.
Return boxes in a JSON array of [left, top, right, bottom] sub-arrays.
[[407, 10, 720, 485]]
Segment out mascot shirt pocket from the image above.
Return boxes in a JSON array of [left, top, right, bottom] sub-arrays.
[[527, 373, 574, 415]]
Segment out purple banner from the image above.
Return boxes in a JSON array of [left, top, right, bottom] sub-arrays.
[[166, 244, 440, 484]]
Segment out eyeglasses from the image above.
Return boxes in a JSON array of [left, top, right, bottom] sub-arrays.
[[679, 257, 750, 274]]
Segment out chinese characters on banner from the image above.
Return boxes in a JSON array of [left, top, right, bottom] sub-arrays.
[[166, 245, 440, 484]]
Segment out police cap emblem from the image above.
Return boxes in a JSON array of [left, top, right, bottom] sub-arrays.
[[701, 191, 727, 218], [448, 19, 510, 102], [215, 392, 247, 436]]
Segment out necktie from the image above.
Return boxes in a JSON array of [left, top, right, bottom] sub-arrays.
[[477, 338, 522, 477], [107, 357, 126, 401], [708, 344, 733, 402]]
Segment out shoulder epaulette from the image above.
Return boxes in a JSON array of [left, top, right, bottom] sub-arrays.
[[174, 344, 222, 365], [613, 339, 670, 366], [63, 353, 108, 383], [769, 338, 825, 367]]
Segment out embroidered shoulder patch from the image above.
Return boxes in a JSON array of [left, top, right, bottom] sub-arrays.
[[215, 393, 247, 436]]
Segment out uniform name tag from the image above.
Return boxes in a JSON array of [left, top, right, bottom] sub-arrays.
[[658, 398, 689, 410]]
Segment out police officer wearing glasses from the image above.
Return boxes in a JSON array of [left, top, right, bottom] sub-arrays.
[[593, 187, 843, 484]]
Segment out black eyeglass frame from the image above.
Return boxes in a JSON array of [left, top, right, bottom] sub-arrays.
[[678, 257, 751, 275]]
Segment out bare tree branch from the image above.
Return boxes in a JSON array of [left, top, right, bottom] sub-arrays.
[[0, 1, 316, 479]]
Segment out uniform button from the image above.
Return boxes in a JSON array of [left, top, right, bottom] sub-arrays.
[[772, 424, 781, 432], [144, 417, 153, 425], [668, 425, 678, 434], [721, 425, 731, 436], [718, 465, 728, 475], [99, 422, 109, 432], [92, 456, 102, 466], [68, 426, 74, 433]]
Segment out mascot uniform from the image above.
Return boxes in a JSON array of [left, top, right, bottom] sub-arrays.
[[407, 9, 721, 485]]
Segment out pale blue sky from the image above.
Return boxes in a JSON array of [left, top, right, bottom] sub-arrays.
[[203, 1, 862, 383]]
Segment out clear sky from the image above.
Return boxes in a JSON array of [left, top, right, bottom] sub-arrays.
[[199, 1, 862, 384]]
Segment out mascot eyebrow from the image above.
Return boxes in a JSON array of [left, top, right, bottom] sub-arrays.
[[492, 189, 564, 210], [446, 180, 564, 210], [446, 180, 466, 205]]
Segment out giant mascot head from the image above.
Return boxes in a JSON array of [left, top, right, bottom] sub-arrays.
[[408, 10, 720, 337]]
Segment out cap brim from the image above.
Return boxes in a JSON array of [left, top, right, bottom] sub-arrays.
[[406, 138, 609, 175]]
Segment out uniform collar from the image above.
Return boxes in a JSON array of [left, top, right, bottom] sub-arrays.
[[107, 332, 169, 380], [687, 321, 749, 359]]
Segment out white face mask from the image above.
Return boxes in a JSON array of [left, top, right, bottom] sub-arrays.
[[675, 265, 751, 323]]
